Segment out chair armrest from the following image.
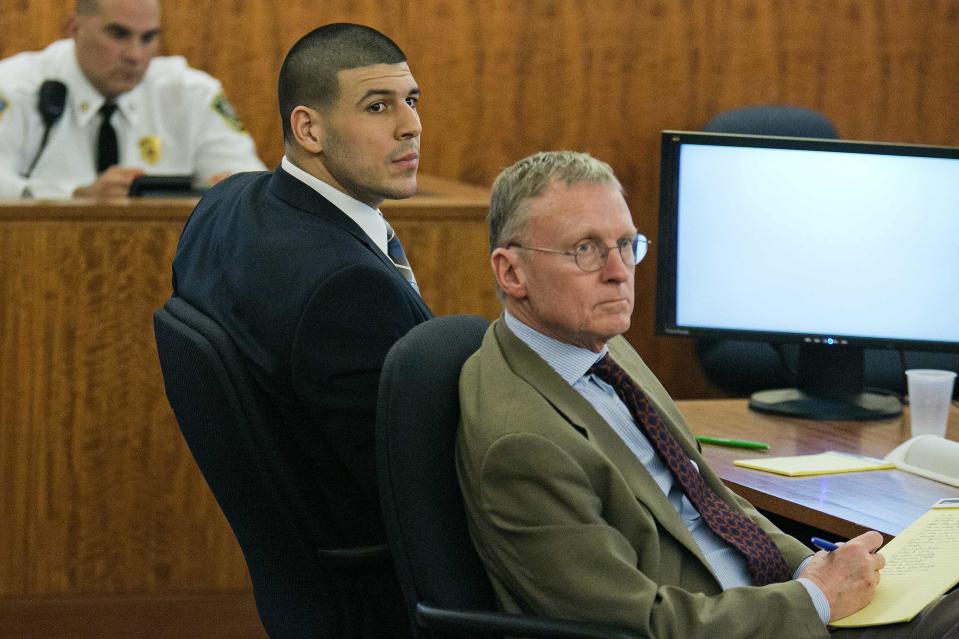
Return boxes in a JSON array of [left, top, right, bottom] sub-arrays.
[[416, 602, 644, 639], [316, 543, 390, 567]]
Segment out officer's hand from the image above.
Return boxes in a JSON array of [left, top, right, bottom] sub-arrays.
[[799, 530, 885, 622], [74, 166, 146, 199]]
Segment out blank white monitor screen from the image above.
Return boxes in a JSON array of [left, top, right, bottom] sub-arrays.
[[672, 140, 959, 346]]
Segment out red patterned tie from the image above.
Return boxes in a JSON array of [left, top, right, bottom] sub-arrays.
[[588, 354, 791, 586]]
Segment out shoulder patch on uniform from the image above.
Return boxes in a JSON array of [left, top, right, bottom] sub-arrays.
[[210, 93, 246, 132], [0, 93, 8, 122]]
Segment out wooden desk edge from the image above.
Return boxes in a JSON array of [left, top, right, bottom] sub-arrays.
[[0, 173, 490, 221], [0, 174, 490, 223], [677, 399, 959, 541], [721, 479, 895, 544]]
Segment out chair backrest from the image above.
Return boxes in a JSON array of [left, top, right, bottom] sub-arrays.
[[154, 297, 348, 638], [703, 104, 839, 138], [376, 315, 492, 634]]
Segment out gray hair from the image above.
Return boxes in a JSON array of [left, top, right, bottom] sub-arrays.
[[487, 150, 622, 252]]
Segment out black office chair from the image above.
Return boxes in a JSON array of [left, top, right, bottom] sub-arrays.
[[154, 297, 395, 638], [694, 106, 959, 398], [703, 104, 839, 139], [376, 315, 643, 639]]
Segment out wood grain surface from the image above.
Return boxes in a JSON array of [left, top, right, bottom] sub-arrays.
[[3, 1, 959, 629], [679, 400, 959, 541], [0, 205, 247, 597], [6, 1, 958, 399], [0, 192, 492, 611]]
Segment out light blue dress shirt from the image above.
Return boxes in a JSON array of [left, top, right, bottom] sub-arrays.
[[503, 312, 829, 623]]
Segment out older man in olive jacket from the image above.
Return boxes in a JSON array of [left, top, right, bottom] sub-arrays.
[[456, 151, 959, 639]]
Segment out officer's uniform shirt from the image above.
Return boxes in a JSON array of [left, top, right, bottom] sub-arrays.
[[0, 39, 266, 199]]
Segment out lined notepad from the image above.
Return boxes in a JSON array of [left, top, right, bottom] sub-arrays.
[[732, 451, 895, 477], [831, 502, 959, 627]]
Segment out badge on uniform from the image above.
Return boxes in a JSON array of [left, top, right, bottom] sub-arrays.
[[0, 93, 8, 122], [210, 93, 246, 132], [139, 135, 162, 164]]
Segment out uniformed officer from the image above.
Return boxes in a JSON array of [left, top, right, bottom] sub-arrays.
[[0, 0, 265, 199]]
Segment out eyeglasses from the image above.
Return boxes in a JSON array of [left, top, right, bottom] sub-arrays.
[[508, 233, 651, 272]]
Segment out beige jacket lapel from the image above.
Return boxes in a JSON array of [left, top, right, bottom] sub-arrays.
[[493, 321, 716, 574]]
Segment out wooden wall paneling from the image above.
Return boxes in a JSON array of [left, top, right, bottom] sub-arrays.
[[2, 1, 958, 395], [0, 3, 70, 55], [915, 3, 959, 143], [0, 190, 492, 608], [3, 1, 959, 167], [0, 207, 251, 597], [3, 0, 959, 627], [870, 1, 959, 144]]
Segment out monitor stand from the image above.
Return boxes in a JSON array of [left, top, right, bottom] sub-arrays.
[[748, 344, 902, 420]]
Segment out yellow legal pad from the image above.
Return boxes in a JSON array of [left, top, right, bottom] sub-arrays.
[[831, 502, 959, 627], [732, 451, 895, 477]]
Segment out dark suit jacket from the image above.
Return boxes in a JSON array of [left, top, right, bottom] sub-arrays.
[[173, 166, 432, 636], [457, 320, 827, 639]]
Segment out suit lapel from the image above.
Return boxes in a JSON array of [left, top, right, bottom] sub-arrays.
[[608, 337, 735, 502], [268, 167, 432, 319], [493, 321, 715, 572]]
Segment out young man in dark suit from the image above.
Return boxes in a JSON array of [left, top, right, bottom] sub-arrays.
[[172, 24, 430, 637]]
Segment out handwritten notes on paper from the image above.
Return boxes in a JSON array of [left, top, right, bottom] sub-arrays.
[[830, 506, 959, 628], [732, 451, 895, 477]]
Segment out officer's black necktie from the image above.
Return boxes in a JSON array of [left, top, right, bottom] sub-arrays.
[[96, 102, 119, 173]]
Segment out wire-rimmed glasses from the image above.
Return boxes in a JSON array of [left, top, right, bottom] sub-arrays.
[[508, 233, 650, 272]]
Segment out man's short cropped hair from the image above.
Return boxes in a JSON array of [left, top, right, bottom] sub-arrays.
[[487, 150, 623, 253], [277, 23, 407, 144]]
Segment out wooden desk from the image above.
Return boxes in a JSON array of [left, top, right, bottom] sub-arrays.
[[676, 400, 959, 541]]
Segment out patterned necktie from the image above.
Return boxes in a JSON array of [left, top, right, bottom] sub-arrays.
[[384, 219, 419, 293], [96, 102, 119, 173], [588, 353, 791, 586]]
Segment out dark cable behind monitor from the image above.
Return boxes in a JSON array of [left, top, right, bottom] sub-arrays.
[[772, 343, 797, 385]]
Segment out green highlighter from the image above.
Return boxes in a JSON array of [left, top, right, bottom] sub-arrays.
[[695, 435, 769, 451]]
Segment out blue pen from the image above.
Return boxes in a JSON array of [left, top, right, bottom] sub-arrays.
[[811, 537, 839, 552]]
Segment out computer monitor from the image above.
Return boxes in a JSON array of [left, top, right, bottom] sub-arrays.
[[656, 131, 959, 420]]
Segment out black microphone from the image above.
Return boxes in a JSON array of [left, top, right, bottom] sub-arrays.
[[24, 80, 68, 177]]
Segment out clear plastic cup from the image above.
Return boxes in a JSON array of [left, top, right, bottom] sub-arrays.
[[905, 369, 957, 438]]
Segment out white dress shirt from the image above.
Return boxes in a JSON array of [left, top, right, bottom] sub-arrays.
[[0, 39, 265, 199], [281, 155, 391, 257]]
